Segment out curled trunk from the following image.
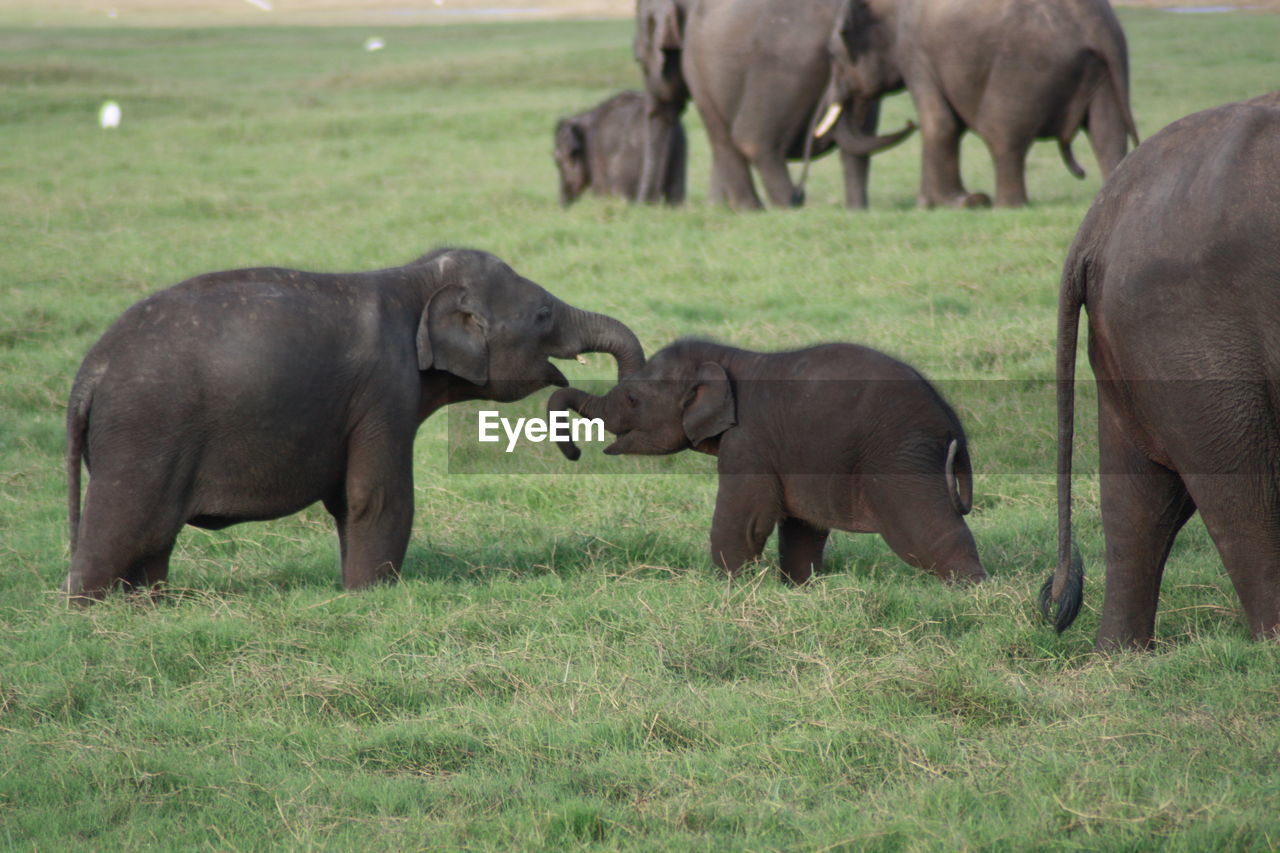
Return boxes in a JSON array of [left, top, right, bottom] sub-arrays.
[[552, 305, 645, 381], [796, 80, 915, 200], [547, 386, 611, 460]]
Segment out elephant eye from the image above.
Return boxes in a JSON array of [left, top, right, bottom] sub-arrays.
[[625, 392, 639, 407], [535, 305, 552, 323]]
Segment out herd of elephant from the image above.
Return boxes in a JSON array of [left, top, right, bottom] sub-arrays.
[[555, 0, 1139, 210], [58, 1, 1280, 652]]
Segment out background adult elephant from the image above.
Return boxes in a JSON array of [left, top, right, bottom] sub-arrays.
[[817, 0, 1140, 208], [634, 0, 913, 209], [63, 248, 644, 601], [1042, 92, 1280, 649]]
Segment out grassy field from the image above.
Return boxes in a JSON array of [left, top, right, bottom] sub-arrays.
[[3, 10, 1279, 850]]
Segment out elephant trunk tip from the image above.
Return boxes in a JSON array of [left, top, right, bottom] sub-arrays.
[[547, 387, 586, 462]]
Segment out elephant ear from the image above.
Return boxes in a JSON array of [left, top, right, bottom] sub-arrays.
[[836, 0, 874, 56], [416, 284, 489, 386], [555, 118, 586, 160], [682, 361, 736, 446]]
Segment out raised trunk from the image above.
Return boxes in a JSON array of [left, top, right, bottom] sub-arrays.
[[552, 304, 645, 381]]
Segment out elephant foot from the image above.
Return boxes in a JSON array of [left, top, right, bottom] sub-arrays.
[[917, 192, 992, 210], [789, 187, 805, 208]]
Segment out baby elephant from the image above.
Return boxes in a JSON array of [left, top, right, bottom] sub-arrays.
[[554, 90, 686, 206], [548, 340, 986, 584]]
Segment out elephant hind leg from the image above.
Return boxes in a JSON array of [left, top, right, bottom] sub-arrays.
[[64, 479, 186, 603], [986, 135, 1032, 208], [1184, 475, 1280, 640], [867, 475, 986, 583], [914, 93, 985, 209], [1084, 83, 1131, 180], [1096, 407, 1197, 650], [707, 138, 764, 211]]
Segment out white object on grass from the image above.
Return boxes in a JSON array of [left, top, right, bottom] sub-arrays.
[[99, 101, 121, 129], [365, 37, 385, 51]]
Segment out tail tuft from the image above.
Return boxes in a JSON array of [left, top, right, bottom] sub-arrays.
[[1039, 540, 1085, 633]]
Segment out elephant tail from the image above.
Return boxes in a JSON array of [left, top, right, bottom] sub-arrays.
[[1058, 138, 1086, 180], [945, 436, 972, 516], [1040, 249, 1088, 633], [66, 379, 93, 556]]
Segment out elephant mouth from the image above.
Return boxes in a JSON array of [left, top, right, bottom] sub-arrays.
[[545, 361, 570, 388]]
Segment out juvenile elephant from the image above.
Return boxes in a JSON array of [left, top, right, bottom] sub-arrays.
[[548, 340, 986, 583], [554, 90, 686, 206], [64, 248, 644, 601], [1042, 92, 1280, 649], [633, 0, 914, 210], [817, 0, 1140, 208]]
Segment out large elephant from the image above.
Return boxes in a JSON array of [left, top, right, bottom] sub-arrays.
[[633, 0, 914, 210], [816, 0, 1140, 208], [1041, 92, 1280, 649], [554, 90, 686, 206], [63, 248, 644, 601], [549, 339, 986, 583]]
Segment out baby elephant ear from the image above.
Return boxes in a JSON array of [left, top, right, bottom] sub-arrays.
[[416, 284, 489, 387], [682, 361, 736, 446]]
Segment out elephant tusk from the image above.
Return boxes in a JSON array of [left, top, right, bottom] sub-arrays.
[[576, 355, 588, 365], [814, 103, 842, 137]]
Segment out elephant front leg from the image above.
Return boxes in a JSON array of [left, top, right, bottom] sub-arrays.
[[709, 475, 781, 577], [840, 148, 871, 210], [333, 440, 415, 589], [777, 518, 829, 585]]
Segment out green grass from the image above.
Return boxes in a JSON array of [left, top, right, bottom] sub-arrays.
[[3, 11, 1280, 850]]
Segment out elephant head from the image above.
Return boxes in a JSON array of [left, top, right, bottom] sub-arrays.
[[634, 0, 690, 203], [412, 249, 645, 404], [826, 0, 903, 104], [546, 342, 735, 460], [793, 0, 913, 202], [553, 117, 589, 206]]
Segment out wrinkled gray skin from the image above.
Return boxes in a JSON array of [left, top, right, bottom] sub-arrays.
[[1043, 92, 1280, 650], [63, 248, 644, 602], [555, 91, 686, 206], [633, 0, 914, 210], [549, 340, 986, 583], [818, 0, 1139, 208]]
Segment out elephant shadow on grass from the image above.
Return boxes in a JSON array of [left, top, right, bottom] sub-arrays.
[[148, 513, 703, 598]]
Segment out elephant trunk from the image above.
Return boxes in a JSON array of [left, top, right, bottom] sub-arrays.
[[547, 386, 611, 461], [552, 304, 645, 381]]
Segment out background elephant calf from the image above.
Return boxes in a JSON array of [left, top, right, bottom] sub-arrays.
[[550, 339, 987, 584], [554, 90, 686, 206]]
